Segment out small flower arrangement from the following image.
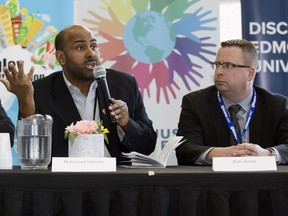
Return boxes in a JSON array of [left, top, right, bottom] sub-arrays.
[[64, 120, 109, 144]]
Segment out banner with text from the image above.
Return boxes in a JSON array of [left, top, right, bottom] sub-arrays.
[[241, 0, 288, 96], [0, 0, 74, 164], [77, 0, 219, 164]]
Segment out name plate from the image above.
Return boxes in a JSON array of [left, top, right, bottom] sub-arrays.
[[51, 157, 116, 172], [212, 156, 277, 171]]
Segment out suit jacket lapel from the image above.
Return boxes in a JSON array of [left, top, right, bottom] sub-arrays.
[[208, 88, 234, 147], [50, 73, 81, 124]]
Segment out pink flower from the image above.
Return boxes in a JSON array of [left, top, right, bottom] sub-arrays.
[[73, 120, 98, 135], [64, 120, 109, 144]]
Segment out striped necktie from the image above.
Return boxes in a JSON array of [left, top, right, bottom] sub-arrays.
[[228, 104, 242, 144]]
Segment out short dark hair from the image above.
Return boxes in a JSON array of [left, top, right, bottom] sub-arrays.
[[55, 29, 65, 51], [55, 25, 76, 51], [221, 39, 258, 67]]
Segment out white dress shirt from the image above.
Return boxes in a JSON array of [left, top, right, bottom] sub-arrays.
[[62, 73, 112, 156]]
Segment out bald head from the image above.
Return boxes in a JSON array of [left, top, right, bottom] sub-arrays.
[[55, 25, 93, 51]]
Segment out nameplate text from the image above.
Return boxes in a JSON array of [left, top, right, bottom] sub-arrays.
[[212, 156, 277, 171], [51, 157, 116, 172]]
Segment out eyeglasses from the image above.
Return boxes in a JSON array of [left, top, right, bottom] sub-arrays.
[[210, 62, 251, 70]]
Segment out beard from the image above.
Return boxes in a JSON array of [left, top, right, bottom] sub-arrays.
[[63, 56, 97, 81]]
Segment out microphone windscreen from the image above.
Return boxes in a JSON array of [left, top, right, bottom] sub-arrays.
[[93, 66, 106, 79]]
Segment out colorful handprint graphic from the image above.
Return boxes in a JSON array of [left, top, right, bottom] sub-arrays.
[[83, 0, 218, 104]]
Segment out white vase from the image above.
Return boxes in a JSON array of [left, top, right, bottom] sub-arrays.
[[68, 134, 104, 158]]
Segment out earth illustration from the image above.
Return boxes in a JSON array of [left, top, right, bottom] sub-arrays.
[[124, 11, 176, 64]]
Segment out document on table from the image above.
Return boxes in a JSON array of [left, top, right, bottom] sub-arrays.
[[121, 136, 184, 168]]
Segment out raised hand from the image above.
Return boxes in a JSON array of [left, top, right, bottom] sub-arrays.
[[175, 37, 216, 65], [151, 61, 180, 104], [128, 62, 152, 98], [83, 7, 124, 37], [167, 51, 203, 91], [98, 31, 125, 63], [164, 0, 199, 20], [99, 0, 134, 22], [0, 61, 36, 117], [173, 6, 217, 38]]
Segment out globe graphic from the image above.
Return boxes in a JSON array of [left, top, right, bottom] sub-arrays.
[[124, 11, 176, 64]]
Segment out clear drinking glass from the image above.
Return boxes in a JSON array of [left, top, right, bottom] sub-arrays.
[[17, 114, 53, 170]]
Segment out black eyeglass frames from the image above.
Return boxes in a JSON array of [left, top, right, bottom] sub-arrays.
[[210, 62, 251, 70]]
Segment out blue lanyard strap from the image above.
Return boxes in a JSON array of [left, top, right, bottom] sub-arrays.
[[217, 89, 256, 144]]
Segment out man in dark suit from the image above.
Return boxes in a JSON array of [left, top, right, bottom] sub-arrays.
[[1, 25, 157, 163], [176, 39, 288, 165]]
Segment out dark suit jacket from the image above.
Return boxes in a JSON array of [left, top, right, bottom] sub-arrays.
[[32, 69, 157, 164], [0, 100, 15, 146], [176, 85, 288, 165]]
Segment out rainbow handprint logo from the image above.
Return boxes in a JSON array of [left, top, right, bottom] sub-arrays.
[[83, 0, 218, 104]]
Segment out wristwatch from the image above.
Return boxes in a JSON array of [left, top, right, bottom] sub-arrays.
[[268, 148, 280, 164]]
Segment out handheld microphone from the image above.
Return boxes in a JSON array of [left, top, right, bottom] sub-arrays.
[[93, 66, 117, 124]]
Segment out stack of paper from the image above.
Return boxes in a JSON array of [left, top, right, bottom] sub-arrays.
[[121, 136, 184, 168]]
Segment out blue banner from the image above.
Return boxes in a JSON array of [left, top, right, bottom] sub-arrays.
[[241, 0, 288, 96]]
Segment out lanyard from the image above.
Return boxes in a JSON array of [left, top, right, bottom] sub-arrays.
[[217, 89, 256, 144]]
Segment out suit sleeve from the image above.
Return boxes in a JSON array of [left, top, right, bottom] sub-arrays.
[[0, 100, 15, 146], [176, 94, 211, 165], [121, 76, 157, 155], [273, 96, 288, 164]]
